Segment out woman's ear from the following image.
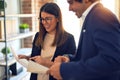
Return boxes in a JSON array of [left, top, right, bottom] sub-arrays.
[[56, 18, 59, 22]]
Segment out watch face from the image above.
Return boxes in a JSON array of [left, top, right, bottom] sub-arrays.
[[63, 54, 69, 58]]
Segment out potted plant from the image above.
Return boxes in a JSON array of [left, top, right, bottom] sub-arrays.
[[1, 47, 11, 60], [19, 23, 30, 33], [0, 0, 7, 15]]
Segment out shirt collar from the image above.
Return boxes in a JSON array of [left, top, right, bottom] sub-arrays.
[[81, 1, 100, 21]]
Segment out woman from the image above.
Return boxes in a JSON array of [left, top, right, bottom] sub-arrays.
[[18, 2, 76, 80]]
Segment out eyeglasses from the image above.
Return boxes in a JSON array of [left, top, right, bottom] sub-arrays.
[[38, 17, 53, 23]]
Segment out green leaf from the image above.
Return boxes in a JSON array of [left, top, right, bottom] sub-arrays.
[[0, 1, 7, 11], [1, 47, 11, 54], [19, 23, 29, 29]]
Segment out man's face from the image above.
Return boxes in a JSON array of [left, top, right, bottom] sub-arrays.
[[67, 0, 87, 18]]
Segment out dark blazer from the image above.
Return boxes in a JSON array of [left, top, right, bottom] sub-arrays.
[[30, 32, 76, 80], [60, 3, 120, 80]]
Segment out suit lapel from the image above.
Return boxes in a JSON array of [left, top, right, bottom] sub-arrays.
[[76, 3, 103, 60]]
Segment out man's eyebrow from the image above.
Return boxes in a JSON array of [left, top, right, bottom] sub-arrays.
[[67, 0, 73, 4]]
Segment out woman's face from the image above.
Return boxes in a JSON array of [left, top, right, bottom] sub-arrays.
[[41, 12, 58, 34]]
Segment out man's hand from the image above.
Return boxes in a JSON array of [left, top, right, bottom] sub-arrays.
[[48, 55, 70, 79], [54, 56, 70, 63], [49, 62, 62, 80]]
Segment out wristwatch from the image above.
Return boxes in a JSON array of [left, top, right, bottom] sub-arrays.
[[63, 54, 70, 59]]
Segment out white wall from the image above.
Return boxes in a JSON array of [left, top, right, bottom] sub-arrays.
[[55, 0, 81, 47], [55, 0, 117, 47], [101, 0, 115, 14]]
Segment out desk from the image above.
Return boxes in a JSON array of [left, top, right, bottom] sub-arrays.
[[0, 48, 31, 79], [0, 58, 16, 66]]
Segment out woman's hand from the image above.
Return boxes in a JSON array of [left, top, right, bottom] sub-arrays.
[[30, 56, 53, 68], [30, 56, 44, 64], [18, 54, 30, 60]]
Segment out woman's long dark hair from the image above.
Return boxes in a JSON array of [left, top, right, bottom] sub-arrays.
[[35, 2, 68, 48]]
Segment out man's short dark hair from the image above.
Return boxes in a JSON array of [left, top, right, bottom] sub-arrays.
[[76, 0, 100, 3], [77, 0, 82, 2]]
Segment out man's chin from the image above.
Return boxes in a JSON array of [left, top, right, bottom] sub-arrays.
[[75, 13, 81, 18], [77, 16, 81, 18], [77, 15, 81, 18]]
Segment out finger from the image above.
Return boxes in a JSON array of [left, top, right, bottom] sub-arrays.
[[46, 69, 50, 74], [49, 66, 54, 75], [54, 57, 62, 63], [29, 57, 37, 61], [18, 55, 24, 59], [29, 56, 36, 60], [63, 57, 69, 62]]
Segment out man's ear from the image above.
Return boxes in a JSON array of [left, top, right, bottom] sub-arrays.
[[83, 0, 92, 4]]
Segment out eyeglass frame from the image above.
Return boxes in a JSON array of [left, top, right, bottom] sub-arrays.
[[38, 17, 54, 23]]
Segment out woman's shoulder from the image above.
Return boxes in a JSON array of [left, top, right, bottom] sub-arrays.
[[35, 32, 39, 35], [64, 31, 74, 38], [34, 32, 39, 37], [33, 32, 39, 39]]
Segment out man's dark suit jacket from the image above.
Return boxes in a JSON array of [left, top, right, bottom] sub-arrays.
[[30, 32, 76, 80], [60, 3, 120, 80]]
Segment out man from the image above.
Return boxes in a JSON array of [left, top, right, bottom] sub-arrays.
[[49, 0, 120, 80]]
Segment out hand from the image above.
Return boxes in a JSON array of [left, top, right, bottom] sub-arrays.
[[49, 62, 62, 80], [54, 56, 70, 63], [18, 55, 30, 60], [30, 56, 45, 65], [30, 56, 53, 67]]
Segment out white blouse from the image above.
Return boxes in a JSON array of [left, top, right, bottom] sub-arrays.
[[37, 33, 56, 80]]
